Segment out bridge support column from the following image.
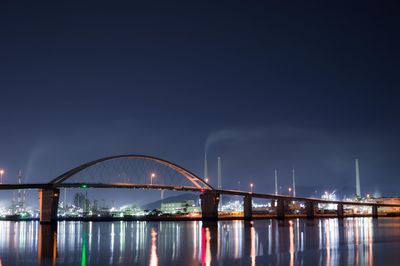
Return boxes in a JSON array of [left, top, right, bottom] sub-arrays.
[[200, 191, 220, 221], [39, 188, 60, 223], [337, 203, 344, 218], [243, 195, 252, 220], [372, 205, 378, 218], [277, 199, 285, 220], [306, 201, 316, 219]]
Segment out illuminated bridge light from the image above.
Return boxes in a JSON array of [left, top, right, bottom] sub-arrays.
[[80, 184, 88, 189]]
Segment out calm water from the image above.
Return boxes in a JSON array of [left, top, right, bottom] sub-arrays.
[[1, 218, 400, 265]]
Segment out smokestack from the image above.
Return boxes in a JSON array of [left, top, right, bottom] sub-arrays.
[[274, 169, 278, 195], [64, 187, 67, 207], [292, 168, 296, 197], [18, 170, 22, 206], [355, 159, 361, 198], [217, 157, 222, 189], [17, 170, 26, 210], [22, 190, 26, 208], [204, 152, 208, 180], [12, 190, 16, 205]]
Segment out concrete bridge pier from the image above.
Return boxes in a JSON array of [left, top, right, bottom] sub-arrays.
[[372, 205, 378, 218], [337, 203, 344, 218], [200, 191, 220, 221], [306, 201, 316, 219], [277, 199, 285, 220], [39, 188, 60, 223], [243, 195, 252, 220]]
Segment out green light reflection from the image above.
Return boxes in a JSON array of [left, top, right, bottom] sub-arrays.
[[81, 231, 87, 266]]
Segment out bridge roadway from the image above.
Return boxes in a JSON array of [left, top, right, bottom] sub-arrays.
[[2, 183, 400, 222], [1, 183, 399, 208]]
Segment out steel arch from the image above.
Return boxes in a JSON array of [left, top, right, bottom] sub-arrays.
[[49, 154, 214, 190]]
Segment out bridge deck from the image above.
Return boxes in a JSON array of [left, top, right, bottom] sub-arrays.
[[1, 183, 400, 208]]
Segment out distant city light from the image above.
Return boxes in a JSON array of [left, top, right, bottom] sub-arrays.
[[150, 173, 156, 185]]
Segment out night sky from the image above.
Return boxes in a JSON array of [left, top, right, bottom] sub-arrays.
[[1, 1, 399, 206]]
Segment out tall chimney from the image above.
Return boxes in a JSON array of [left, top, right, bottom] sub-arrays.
[[18, 170, 22, 206], [204, 152, 208, 180], [355, 159, 361, 198], [217, 157, 222, 189], [64, 187, 67, 207], [292, 168, 296, 197], [274, 169, 278, 195]]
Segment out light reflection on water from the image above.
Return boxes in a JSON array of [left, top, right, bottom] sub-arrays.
[[0, 218, 400, 265]]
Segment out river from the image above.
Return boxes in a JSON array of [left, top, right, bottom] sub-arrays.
[[1, 217, 399, 265]]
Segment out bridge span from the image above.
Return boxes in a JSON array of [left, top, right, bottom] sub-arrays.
[[0, 154, 399, 222]]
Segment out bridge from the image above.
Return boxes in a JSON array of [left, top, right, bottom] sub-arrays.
[[1, 154, 399, 223]]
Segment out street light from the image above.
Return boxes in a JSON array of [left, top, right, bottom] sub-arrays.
[[250, 183, 254, 193], [288, 187, 292, 196], [150, 173, 156, 185], [0, 169, 4, 184], [205, 177, 209, 183]]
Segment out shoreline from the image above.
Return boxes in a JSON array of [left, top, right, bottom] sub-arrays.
[[1, 213, 399, 222]]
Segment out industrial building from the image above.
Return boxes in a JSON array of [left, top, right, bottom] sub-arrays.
[[160, 200, 200, 214]]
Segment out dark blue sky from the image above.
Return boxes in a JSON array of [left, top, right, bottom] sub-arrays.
[[0, 1, 399, 205]]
